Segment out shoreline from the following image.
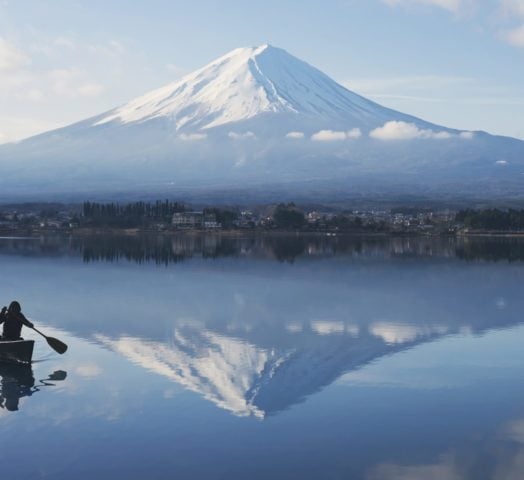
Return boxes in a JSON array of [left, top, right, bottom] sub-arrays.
[[1, 226, 524, 238]]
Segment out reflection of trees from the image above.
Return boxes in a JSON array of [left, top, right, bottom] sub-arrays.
[[267, 236, 307, 263], [0, 235, 523, 265], [455, 238, 524, 262], [78, 236, 186, 265]]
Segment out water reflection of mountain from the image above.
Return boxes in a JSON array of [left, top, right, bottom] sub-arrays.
[[0, 235, 524, 264], [2, 234, 524, 418], [94, 318, 501, 418]]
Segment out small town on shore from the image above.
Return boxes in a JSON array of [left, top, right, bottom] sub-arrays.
[[1, 200, 524, 236]]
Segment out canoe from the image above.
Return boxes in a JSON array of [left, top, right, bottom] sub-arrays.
[[0, 339, 35, 364]]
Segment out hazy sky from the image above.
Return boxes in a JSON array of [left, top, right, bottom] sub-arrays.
[[1, 0, 523, 143]]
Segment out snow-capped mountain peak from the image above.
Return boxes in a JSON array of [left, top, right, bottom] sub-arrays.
[[93, 44, 391, 131], [1, 44, 523, 201]]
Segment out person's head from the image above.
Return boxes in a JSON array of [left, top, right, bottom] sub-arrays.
[[8, 301, 21, 314]]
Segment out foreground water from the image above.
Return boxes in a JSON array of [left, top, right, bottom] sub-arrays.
[[1, 234, 524, 480]]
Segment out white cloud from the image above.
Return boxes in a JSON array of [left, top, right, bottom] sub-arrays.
[[504, 24, 524, 47], [382, 0, 471, 13], [459, 130, 475, 139], [501, 0, 524, 17], [48, 68, 105, 98], [311, 129, 362, 141], [370, 121, 451, 140], [54, 36, 76, 50], [87, 40, 126, 58], [0, 115, 63, 144], [77, 82, 105, 97], [496, 159, 508, 164], [228, 131, 256, 139], [0, 37, 30, 71], [166, 63, 186, 76], [345, 75, 475, 95], [312, 130, 346, 141], [179, 132, 207, 141], [19, 88, 45, 102], [347, 127, 363, 139], [383, 0, 524, 50], [433, 131, 452, 139], [285, 131, 305, 139], [501, 0, 524, 47]]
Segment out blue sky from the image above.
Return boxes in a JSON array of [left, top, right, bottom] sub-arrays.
[[0, 0, 523, 142]]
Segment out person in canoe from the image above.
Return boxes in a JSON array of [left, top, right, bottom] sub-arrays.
[[0, 301, 34, 341]]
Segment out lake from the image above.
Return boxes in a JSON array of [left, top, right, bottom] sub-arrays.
[[1, 234, 524, 479]]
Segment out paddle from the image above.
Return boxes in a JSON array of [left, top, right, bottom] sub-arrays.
[[31, 326, 68, 355]]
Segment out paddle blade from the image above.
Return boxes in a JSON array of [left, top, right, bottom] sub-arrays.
[[46, 336, 68, 355]]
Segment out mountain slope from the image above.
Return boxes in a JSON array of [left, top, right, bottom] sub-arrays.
[[0, 44, 523, 201], [92, 44, 424, 131]]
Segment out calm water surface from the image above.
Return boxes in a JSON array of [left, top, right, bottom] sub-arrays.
[[1, 235, 524, 480]]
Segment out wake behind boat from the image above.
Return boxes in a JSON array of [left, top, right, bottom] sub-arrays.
[[0, 339, 35, 364]]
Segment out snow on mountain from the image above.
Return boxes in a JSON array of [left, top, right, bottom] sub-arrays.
[[92, 44, 414, 132], [0, 44, 523, 200]]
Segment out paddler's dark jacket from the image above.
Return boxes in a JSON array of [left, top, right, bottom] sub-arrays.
[[0, 310, 34, 340]]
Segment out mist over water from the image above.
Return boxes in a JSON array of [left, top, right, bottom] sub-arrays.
[[1, 234, 524, 479]]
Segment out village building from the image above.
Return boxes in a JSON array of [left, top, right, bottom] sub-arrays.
[[172, 211, 220, 229]]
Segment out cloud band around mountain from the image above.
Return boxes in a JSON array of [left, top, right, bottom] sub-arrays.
[[311, 128, 362, 141], [369, 121, 475, 140]]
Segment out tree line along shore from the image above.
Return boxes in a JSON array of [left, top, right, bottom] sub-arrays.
[[1, 201, 524, 236]]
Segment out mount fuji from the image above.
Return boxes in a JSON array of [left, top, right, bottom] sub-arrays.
[[1, 44, 523, 202]]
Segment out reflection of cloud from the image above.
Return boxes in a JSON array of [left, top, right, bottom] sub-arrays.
[[369, 454, 461, 480], [346, 324, 360, 336], [286, 322, 303, 333], [495, 297, 508, 309], [228, 131, 256, 140], [286, 131, 305, 139], [311, 321, 345, 335], [370, 322, 448, 344], [75, 363, 102, 378], [506, 418, 524, 443], [179, 132, 207, 141], [371, 415, 524, 480]]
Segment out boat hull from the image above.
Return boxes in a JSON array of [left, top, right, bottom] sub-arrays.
[[0, 340, 35, 364]]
